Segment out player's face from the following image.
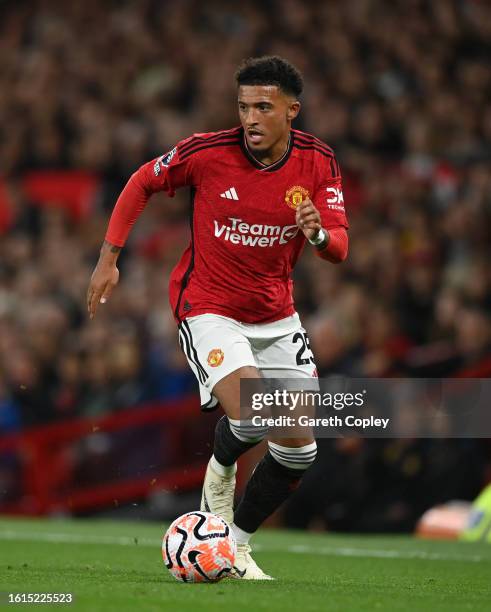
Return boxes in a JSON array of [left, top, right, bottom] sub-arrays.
[[238, 85, 300, 155]]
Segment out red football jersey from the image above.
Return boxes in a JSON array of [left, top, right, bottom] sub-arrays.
[[106, 126, 348, 324]]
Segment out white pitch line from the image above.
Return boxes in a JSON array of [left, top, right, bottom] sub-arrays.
[[0, 530, 485, 563], [0, 530, 157, 547], [260, 543, 485, 563]]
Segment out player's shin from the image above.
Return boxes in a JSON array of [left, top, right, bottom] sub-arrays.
[[232, 440, 317, 538], [200, 415, 268, 524], [228, 440, 317, 580], [213, 415, 268, 471]]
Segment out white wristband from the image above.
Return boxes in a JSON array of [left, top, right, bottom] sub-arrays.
[[308, 228, 326, 246]]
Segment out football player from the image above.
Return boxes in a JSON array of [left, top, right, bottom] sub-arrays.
[[87, 56, 348, 579]]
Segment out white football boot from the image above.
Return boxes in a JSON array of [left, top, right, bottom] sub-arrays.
[[229, 543, 274, 580], [200, 459, 235, 525]]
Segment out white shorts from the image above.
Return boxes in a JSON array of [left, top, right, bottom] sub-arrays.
[[178, 313, 318, 410]]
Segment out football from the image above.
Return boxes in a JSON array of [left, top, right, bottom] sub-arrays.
[[162, 511, 236, 583]]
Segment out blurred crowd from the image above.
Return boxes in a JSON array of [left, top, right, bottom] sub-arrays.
[[2, 0, 490, 426], [0, 0, 490, 519]]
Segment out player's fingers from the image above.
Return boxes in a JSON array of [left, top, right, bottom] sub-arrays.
[[298, 201, 314, 214], [299, 211, 320, 223], [303, 221, 322, 231], [100, 281, 116, 304], [87, 285, 97, 315], [299, 215, 321, 229], [299, 206, 319, 221], [88, 283, 106, 319], [297, 206, 315, 219], [88, 292, 98, 319], [88, 297, 96, 319]]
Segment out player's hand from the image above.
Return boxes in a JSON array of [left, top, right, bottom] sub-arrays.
[[87, 245, 120, 319], [296, 197, 322, 241], [87, 263, 119, 319]]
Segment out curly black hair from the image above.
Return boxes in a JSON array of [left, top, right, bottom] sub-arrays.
[[235, 56, 303, 98]]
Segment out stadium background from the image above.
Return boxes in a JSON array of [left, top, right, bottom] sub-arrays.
[[0, 0, 490, 533]]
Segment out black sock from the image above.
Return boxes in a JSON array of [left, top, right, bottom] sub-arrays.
[[233, 452, 306, 533], [213, 415, 261, 466]]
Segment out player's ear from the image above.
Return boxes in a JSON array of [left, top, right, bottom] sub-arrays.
[[287, 100, 301, 121]]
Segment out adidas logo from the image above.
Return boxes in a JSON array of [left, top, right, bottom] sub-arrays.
[[220, 187, 239, 200]]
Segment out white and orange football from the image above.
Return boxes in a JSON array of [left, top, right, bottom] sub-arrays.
[[162, 511, 236, 583]]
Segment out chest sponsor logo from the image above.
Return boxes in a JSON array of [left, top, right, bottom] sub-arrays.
[[214, 217, 299, 247], [285, 185, 310, 210], [326, 187, 345, 211]]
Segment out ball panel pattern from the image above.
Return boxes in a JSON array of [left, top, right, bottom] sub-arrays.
[[162, 511, 236, 582]]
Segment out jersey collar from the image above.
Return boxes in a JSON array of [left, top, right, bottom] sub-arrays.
[[240, 128, 293, 172]]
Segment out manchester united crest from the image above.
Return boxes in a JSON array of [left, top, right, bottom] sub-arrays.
[[285, 185, 309, 210], [207, 348, 224, 367]]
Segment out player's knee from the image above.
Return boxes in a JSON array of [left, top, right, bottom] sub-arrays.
[[268, 440, 317, 471], [228, 417, 269, 443]]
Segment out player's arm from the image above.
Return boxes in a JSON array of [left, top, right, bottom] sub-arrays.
[[296, 150, 349, 263], [296, 198, 348, 263], [87, 145, 192, 319]]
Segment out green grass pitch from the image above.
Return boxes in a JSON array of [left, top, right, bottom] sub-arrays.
[[1, 517, 490, 611]]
